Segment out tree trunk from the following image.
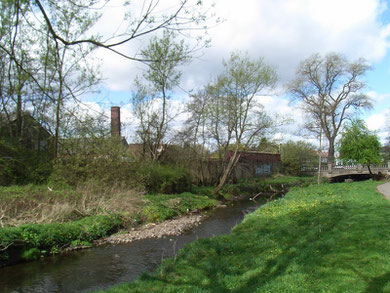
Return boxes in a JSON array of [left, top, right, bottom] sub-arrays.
[[367, 164, 373, 175], [327, 138, 335, 165], [213, 148, 241, 194], [54, 96, 61, 158], [16, 91, 22, 140]]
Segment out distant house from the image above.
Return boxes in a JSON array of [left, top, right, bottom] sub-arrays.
[[226, 151, 281, 178], [314, 151, 329, 164]]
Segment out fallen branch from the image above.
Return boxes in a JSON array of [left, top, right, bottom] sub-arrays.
[[252, 192, 263, 201], [0, 242, 13, 251]]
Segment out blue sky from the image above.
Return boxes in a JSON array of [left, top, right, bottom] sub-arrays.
[[82, 0, 390, 143]]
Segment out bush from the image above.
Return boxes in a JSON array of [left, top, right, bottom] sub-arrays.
[[136, 163, 192, 194], [0, 139, 52, 186], [280, 140, 317, 175], [0, 214, 123, 267], [50, 137, 136, 187]]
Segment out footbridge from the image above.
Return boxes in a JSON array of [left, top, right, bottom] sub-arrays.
[[304, 162, 390, 179]]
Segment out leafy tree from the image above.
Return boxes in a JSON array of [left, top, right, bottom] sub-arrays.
[[204, 52, 278, 193], [132, 31, 190, 162], [289, 53, 372, 164], [280, 140, 317, 175], [339, 120, 381, 174]]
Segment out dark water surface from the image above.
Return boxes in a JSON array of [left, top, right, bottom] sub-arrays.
[[0, 197, 271, 293]]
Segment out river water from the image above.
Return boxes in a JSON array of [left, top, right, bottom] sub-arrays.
[[0, 196, 272, 293]]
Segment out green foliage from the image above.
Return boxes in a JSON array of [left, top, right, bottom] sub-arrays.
[[141, 193, 217, 222], [70, 239, 92, 247], [51, 136, 135, 187], [280, 140, 317, 175], [191, 186, 215, 198], [21, 248, 41, 261], [141, 30, 190, 93], [0, 214, 123, 266], [192, 176, 314, 200], [135, 162, 192, 194], [0, 139, 52, 185], [102, 180, 390, 293], [339, 119, 382, 167], [132, 31, 190, 162], [264, 175, 315, 186]]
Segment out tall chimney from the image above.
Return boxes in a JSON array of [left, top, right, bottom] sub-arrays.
[[111, 106, 121, 137]]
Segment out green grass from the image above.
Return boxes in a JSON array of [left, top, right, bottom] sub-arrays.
[[141, 193, 218, 222], [0, 214, 123, 265], [100, 180, 390, 293]]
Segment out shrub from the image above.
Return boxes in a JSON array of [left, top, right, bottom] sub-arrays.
[[50, 137, 136, 187], [0, 139, 52, 186], [0, 214, 123, 267], [136, 163, 192, 194]]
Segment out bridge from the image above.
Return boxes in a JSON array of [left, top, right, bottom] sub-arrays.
[[303, 162, 390, 179]]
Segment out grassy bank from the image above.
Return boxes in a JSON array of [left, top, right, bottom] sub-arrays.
[[0, 189, 216, 267], [0, 175, 311, 267], [101, 180, 390, 293]]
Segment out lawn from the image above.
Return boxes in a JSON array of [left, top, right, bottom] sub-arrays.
[[101, 180, 390, 293]]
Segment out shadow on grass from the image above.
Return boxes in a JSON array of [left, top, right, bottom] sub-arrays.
[[365, 272, 390, 293]]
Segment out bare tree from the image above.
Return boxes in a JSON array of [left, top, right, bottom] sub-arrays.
[[41, 0, 101, 157], [288, 53, 372, 164], [0, 0, 38, 142]]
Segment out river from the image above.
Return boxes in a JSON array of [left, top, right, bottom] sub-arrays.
[[0, 196, 273, 293]]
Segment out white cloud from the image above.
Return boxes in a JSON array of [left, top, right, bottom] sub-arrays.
[[367, 91, 390, 103], [91, 0, 390, 93], [365, 106, 389, 144], [366, 113, 387, 131]]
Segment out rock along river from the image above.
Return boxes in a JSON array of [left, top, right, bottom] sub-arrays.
[[0, 195, 275, 293]]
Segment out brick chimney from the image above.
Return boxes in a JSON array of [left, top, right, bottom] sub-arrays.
[[111, 106, 121, 137]]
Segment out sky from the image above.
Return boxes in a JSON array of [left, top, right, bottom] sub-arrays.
[[80, 0, 390, 145]]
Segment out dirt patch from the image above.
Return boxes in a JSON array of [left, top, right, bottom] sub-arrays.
[[96, 213, 206, 245]]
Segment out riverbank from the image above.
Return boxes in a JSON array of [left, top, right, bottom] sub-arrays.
[[0, 176, 312, 267], [100, 180, 390, 293]]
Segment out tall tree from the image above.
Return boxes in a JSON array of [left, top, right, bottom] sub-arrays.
[[339, 119, 381, 175], [132, 31, 190, 162], [40, 0, 101, 157], [206, 52, 278, 193], [0, 0, 35, 141], [288, 53, 372, 164]]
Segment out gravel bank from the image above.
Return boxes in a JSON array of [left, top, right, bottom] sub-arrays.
[[96, 213, 206, 245]]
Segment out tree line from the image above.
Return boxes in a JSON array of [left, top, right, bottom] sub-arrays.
[[0, 1, 382, 190]]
